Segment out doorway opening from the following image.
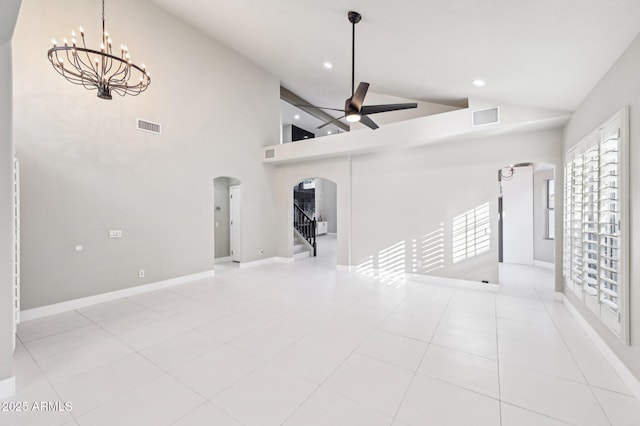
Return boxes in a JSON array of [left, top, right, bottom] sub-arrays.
[[292, 177, 337, 264], [213, 176, 241, 265], [498, 163, 555, 286]]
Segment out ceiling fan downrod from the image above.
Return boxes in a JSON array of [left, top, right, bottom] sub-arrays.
[[348, 11, 361, 98]]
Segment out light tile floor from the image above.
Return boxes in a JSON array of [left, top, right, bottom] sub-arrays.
[[4, 261, 640, 425]]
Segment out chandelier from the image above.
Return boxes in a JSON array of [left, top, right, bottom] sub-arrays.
[[47, 0, 150, 100]]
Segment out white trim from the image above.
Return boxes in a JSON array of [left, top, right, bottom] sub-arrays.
[[562, 294, 640, 401], [327, 232, 337, 236], [214, 256, 232, 263], [533, 260, 554, 270], [407, 273, 500, 292], [0, 376, 15, 400], [20, 270, 215, 322], [239, 257, 294, 269], [335, 264, 351, 272], [553, 291, 563, 302]]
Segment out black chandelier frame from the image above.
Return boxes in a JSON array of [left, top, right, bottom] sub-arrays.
[[47, 0, 150, 100]]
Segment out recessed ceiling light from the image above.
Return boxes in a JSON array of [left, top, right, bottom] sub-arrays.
[[323, 62, 333, 69], [473, 79, 486, 87], [294, 114, 300, 120]]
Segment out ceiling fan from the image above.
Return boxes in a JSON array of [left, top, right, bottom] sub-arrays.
[[302, 11, 418, 130]]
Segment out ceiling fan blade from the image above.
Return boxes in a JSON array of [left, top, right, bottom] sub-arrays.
[[359, 115, 379, 130], [350, 82, 369, 110], [317, 116, 346, 129], [294, 104, 345, 113], [360, 103, 418, 115]]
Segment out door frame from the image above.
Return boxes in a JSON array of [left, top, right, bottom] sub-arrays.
[[230, 185, 241, 262]]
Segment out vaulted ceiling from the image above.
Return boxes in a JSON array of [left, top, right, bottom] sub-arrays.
[[154, 0, 640, 116]]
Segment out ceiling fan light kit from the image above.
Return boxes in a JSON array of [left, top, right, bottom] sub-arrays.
[[345, 113, 361, 123], [47, 0, 151, 100]]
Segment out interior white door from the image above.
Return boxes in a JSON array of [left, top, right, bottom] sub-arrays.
[[230, 185, 241, 262], [501, 165, 534, 265]]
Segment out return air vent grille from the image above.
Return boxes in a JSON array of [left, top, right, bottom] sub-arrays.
[[136, 118, 162, 135], [265, 149, 276, 159], [472, 106, 500, 127]]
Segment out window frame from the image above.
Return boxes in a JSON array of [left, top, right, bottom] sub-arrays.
[[545, 178, 555, 240], [562, 107, 629, 344]]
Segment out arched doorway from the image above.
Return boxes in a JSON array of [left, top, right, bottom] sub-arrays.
[[291, 177, 337, 264], [498, 162, 556, 286], [213, 176, 241, 264]]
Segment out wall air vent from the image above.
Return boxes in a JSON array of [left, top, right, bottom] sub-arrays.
[[472, 106, 500, 127], [265, 149, 276, 159], [136, 118, 162, 135]]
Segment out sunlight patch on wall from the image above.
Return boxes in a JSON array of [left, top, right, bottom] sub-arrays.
[[412, 225, 445, 273], [378, 241, 406, 283], [452, 203, 491, 264], [355, 255, 375, 277]]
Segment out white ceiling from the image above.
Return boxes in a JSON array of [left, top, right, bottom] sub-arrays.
[[152, 0, 640, 115]]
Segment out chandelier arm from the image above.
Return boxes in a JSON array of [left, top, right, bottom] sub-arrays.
[[108, 61, 130, 85], [67, 50, 99, 85], [51, 46, 101, 83], [102, 50, 114, 76], [72, 53, 100, 84], [48, 52, 92, 83], [49, 62, 95, 87]]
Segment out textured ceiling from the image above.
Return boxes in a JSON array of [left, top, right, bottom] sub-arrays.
[[152, 0, 640, 116]]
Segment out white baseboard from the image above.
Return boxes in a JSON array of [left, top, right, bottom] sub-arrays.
[[239, 257, 294, 269], [215, 256, 232, 263], [553, 291, 563, 302], [342, 266, 499, 292], [0, 376, 15, 400], [562, 294, 640, 401], [20, 270, 216, 322], [533, 260, 555, 270], [407, 273, 500, 292]]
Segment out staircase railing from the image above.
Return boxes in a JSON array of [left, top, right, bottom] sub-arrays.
[[293, 203, 317, 256]]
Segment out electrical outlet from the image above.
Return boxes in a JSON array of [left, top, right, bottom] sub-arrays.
[[259, 248, 264, 255], [138, 269, 145, 278], [109, 229, 123, 239]]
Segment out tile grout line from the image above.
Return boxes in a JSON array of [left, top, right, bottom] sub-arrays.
[[533, 281, 614, 426], [15, 334, 78, 423], [389, 286, 455, 423], [495, 288, 503, 426], [279, 282, 405, 425]]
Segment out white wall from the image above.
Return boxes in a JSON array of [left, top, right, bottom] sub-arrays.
[[563, 33, 640, 380], [350, 132, 561, 283], [272, 129, 563, 284], [533, 167, 555, 263], [13, 0, 280, 309], [321, 179, 337, 233], [501, 165, 534, 265]]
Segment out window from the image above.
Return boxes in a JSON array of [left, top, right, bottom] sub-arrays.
[[562, 108, 629, 343], [546, 179, 555, 239]]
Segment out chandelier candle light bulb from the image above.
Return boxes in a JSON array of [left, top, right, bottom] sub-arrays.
[[47, 0, 150, 100]]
